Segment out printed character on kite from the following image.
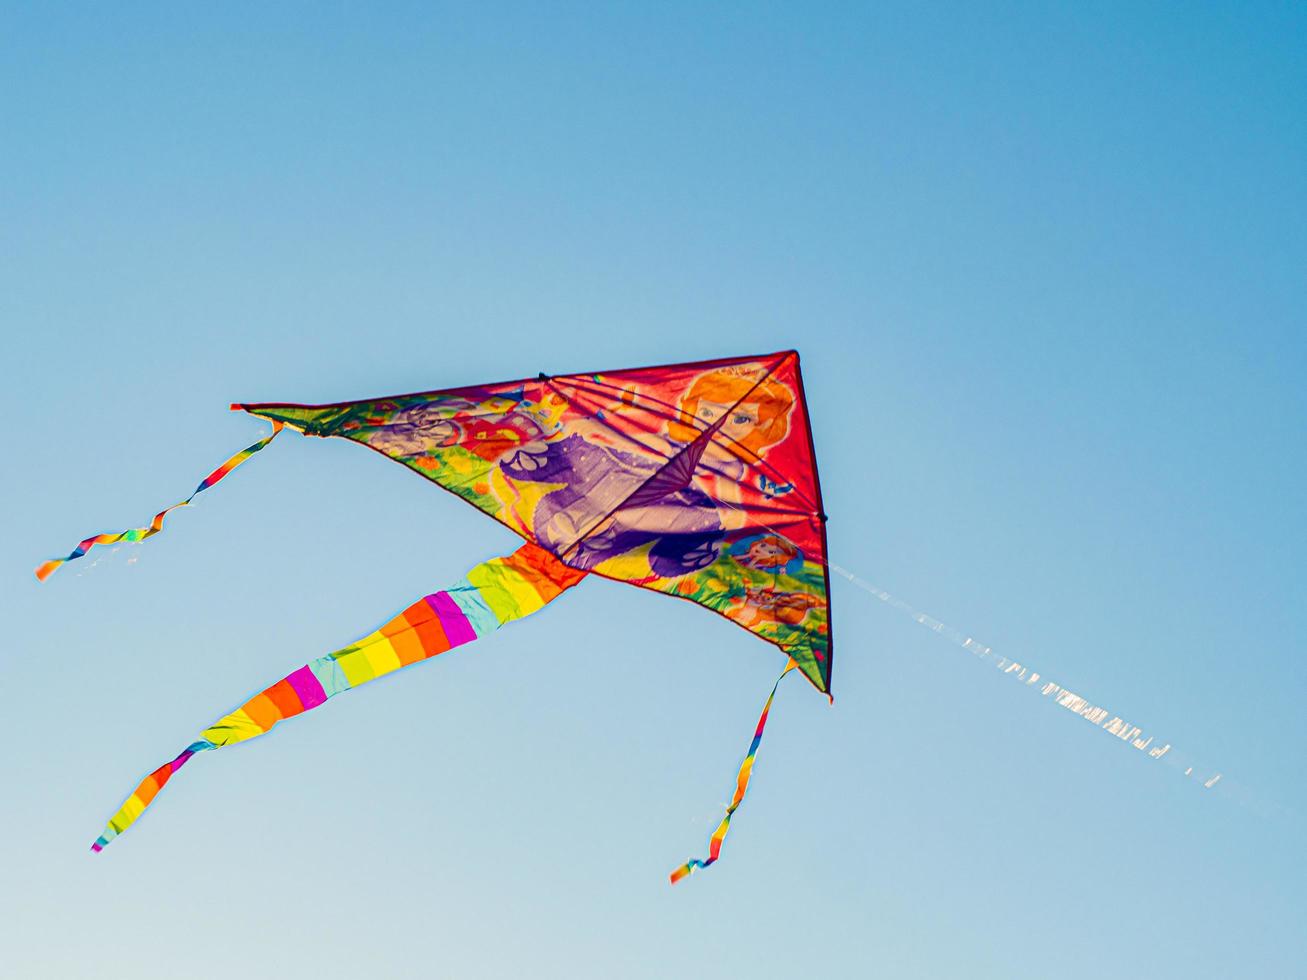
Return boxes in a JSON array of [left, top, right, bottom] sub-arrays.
[[37, 350, 832, 882]]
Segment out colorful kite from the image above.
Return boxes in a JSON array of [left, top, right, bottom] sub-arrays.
[[38, 350, 831, 882]]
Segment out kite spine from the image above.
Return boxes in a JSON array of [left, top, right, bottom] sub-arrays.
[[91, 542, 585, 852]]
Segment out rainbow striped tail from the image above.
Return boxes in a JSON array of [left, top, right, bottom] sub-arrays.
[[669, 659, 796, 884], [36, 421, 284, 582], [92, 742, 213, 851], [91, 542, 585, 852]]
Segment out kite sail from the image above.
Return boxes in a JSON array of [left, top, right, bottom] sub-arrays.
[[233, 349, 832, 692], [40, 350, 832, 880]]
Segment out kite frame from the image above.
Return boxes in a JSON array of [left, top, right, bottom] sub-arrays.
[[235, 348, 835, 694]]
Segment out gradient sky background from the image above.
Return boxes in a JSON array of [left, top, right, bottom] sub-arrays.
[[3, 4, 1304, 978]]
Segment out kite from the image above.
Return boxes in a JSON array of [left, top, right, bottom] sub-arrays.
[[38, 350, 832, 882]]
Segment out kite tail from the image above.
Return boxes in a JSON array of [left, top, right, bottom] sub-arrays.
[[36, 422, 285, 581], [91, 542, 585, 852], [669, 659, 796, 884]]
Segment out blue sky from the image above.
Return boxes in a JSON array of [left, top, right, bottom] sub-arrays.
[[3, 3, 1304, 977]]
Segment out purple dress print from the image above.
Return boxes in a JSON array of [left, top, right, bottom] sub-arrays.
[[501, 434, 723, 577]]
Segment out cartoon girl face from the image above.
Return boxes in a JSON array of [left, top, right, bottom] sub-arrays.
[[693, 399, 764, 449], [668, 369, 794, 462], [730, 533, 802, 573], [745, 536, 796, 569]]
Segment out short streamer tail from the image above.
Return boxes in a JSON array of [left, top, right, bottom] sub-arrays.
[[36, 422, 284, 582], [91, 542, 585, 852], [669, 659, 796, 884]]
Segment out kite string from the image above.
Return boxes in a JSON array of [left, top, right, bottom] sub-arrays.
[[824, 560, 1225, 789], [700, 484, 1225, 790]]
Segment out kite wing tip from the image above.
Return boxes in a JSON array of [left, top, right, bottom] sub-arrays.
[[34, 561, 57, 582], [90, 840, 104, 854]]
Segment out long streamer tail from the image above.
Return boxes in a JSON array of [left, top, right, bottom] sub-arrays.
[[36, 422, 285, 582], [669, 659, 796, 884], [91, 542, 585, 852]]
